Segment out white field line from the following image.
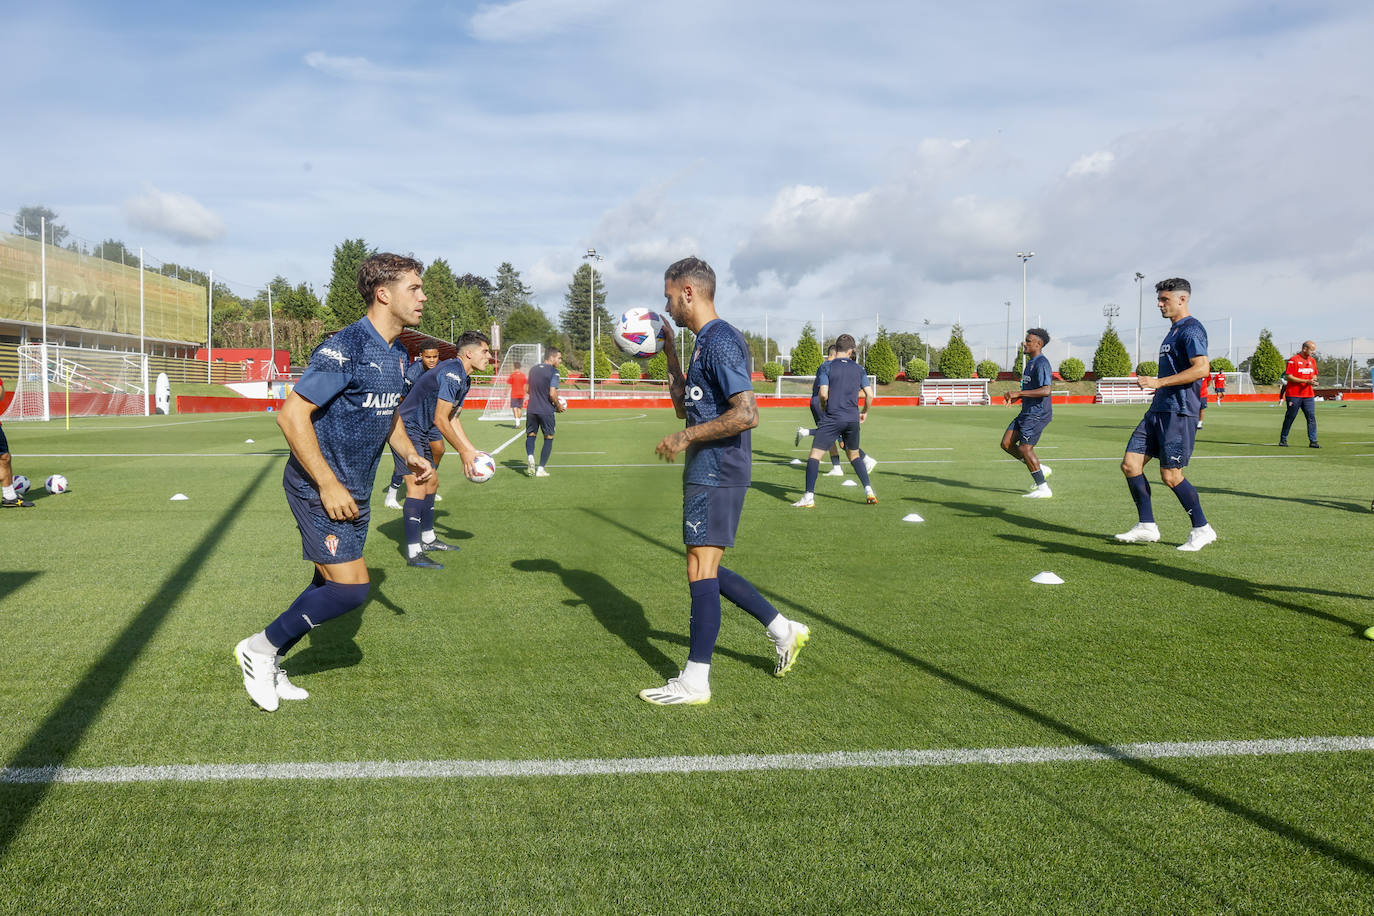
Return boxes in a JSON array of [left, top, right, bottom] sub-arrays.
[[4, 735, 1371, 786], [43, 415, 255, 432]]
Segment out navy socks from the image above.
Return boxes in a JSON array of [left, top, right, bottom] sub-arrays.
[[265, 580, 371, 648], [686, 578, 723, 664]]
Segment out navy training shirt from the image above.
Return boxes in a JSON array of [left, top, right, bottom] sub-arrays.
[[1150, 315, 1208, 417], [527, 362, 560, 416], [399, 358, 470, 441], [285, 317, 408, 501], [1018, 353, 1053, 419], [403, 358, 428, 389], [822, 357, 866, 422], [683, 318, 754, 487], [810, 360, 831, 413]]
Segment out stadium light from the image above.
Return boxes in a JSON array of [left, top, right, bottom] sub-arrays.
[[583, 248, 603, 397], [1004, 301, 1012, 370], [1016, 252, 1035, 352], [1133, 272, 1145, 367]]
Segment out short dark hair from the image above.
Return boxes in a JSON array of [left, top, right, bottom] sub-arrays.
[[357, 253, 424, 305], [454, 330, 491, 353], [1155, 278, 1191, 295], [835, 334, 856, 353], [420, 345, 440, 354], [664, 257, 716, 300], [826, 344, 839, 356], [1028, 328, 1050, 345]]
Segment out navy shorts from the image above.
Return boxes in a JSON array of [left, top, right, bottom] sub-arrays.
[[683, 484, 747, 548], [511, 397, 525, 408], [1126, 412, 1197, 469], [1007, 413, 1050, 447], [809, 402, 823, 426], [813, 418, 860, 453], [285, 482, 371, 564], [526, 413, 555, 437], [0, 423, 8, 455], [391, 435, 435, 478]]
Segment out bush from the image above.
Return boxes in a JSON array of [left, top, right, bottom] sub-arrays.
[[644, 350, 668, 381], [1211, 356, 1236, 373], [905, 358, 930, 382], [618, 360, 643, 380], [1249, 330, 1284, 385], [976, 359, 1001, 381], [1136, 361, 1159, 377], [865, 336, 900, 384], [791, 324, 823, 376], [938, 325, 975, 379], [762, 361, 784, 382], [1092, 325, 1133, 378], [1058, 357, 1085, 381]]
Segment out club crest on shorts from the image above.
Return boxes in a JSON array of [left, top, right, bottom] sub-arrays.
[[324, 534, 340, 556]]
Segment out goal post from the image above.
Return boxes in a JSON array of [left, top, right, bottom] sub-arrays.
[[479, 343, 543, 422], [770, 374, 879, 400], [1, 344, 150, 421]]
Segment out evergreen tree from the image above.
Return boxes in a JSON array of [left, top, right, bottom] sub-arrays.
[[791, 323, 823, 376], [1211, 356, 1236, 373], [503, 303, 558, 347], [865, 330, 899, 384], [13, 205, 69, 245], [938, 324, 975, 378], [259, 275, 323, 322], [1058, 357, 1085, 381], [323, 238, 375, 327], [1092, 323, 1133, 378], [905, 357, 930, 382], [1249, 329, 1285, 385], [1012, 347, 1026, 375], [489, 262, 534, 323], [976, 359, 1001, 381], [451, 286, 491, 338], [93, 238, 137, 265], [559, 263, 611, 353], [417, 258, 461, 338], [644, 350, 669, 381]]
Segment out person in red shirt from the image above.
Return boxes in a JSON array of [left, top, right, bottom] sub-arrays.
[[1197, 370, 1211, 430], [1279, 340, 1319, 447], [1212, 369, 1227, 403], [507, 362, 528, 427]]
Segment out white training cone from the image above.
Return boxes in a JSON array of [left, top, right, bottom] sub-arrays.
[[1031, 571, 1064, 585], [902, 513, 924, 523], [170, 493, 189, 501], [842, 480, 858, 487], [245, 439, 255, 443], [790, 458, 802, 465]]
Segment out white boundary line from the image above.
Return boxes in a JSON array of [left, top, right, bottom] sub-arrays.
[[5, 735, 1371, 786]]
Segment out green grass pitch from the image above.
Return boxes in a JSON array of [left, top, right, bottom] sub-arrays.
[[2, 401, 1372, 913]]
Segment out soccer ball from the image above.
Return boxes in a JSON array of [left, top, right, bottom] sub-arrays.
[[12, 475, 30, 496], [613, 307, 667, 359], [557, 395, 568, 411], [469, 452, 496, 483], [45, 474, 69, 494]]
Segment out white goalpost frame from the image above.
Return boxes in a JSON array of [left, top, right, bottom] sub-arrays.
[[1, 344, 150, 421], [772, 374, 879, 400], [478, 343, 543, 422]]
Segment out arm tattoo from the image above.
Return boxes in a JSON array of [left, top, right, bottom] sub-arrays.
[[684, 390, 758, 445]]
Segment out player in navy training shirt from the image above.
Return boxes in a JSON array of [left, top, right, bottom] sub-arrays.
[[792, 334, 877, 507], [1000, 328, 1054, 498], [524, 349, 566, 476], [392, 330, 493, 568], [795, 346, 844, 474], [639, 257, 810, 706], [234, 254, 433, 712], [384, 345, 441, 508], [1115, 278, 1217, 552]]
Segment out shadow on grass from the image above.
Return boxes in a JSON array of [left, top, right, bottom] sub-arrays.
[[589, 502, 1374, 879], [0, 571, 41, 602], [0, 460, 277, 862], [1196, 485, 1370, 514], [373, 515, 474, 562], [283, 570, 402, 677]]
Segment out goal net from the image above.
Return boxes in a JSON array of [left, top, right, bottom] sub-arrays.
[[478, 343, 543, 422], [769, 374, 879, 400], [1, 344, 150, 421]]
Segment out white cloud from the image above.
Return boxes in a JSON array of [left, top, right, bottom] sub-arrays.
[[123, 188, 225, 244], [303, 51, 417, 82], [1066, 151, 1114, 177], [469, 0, 621, 42]]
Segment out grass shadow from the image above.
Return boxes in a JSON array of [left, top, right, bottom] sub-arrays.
[[0, 571, 41, 602], [0, 460, 277, 861], [1197, 485, 1370, 514]]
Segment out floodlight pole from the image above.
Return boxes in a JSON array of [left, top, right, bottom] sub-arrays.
[[1017, 251, 1035, 353], [583, 248, 602, 397], [1004, 301, 1012, 370], [1134, 272, 1145, 367], [140, 247, 149, 415], [267, 284, 276, 386], [207, 269, 213, 383], [40, 217, 50, 421]]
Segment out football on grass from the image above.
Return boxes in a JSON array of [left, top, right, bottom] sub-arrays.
[[12, 475, 30, 496], [45, 474, 69, 494], [469, 452, 496, 483], [613, 308, 667, 359]]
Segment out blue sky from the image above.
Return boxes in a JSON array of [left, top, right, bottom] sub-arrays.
[[4, 0, 1371, 365]]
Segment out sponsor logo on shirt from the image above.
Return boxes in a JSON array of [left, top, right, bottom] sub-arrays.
[[362, 392, 402, 409], [319, 347, 349, 366]]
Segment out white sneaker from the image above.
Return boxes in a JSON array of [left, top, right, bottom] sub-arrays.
[[1177, 523, 1218, 552], [235, 637, 280, 712], [1023, 484, 1052, 498], [527, 453, 536, 470], [795, 426, 808, 446], [824, 465, 845, 477], [434, 493, 443, 503], [1040, 464, 1052, 477], [276, 666, 309, 701], [1115, 522, 1161, 543], [863, 455, 878, 474], [383, 488, 401, 509], [535, 467, 550, 477], [774, 621, 811, 677], [864, 487, 877, 505], [639, 676, 710, 705], [792, 494, 815, 508]]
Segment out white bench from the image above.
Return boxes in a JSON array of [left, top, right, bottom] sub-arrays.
[[920, 378, 990, 406], [1096, 377, 1152, 404]]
